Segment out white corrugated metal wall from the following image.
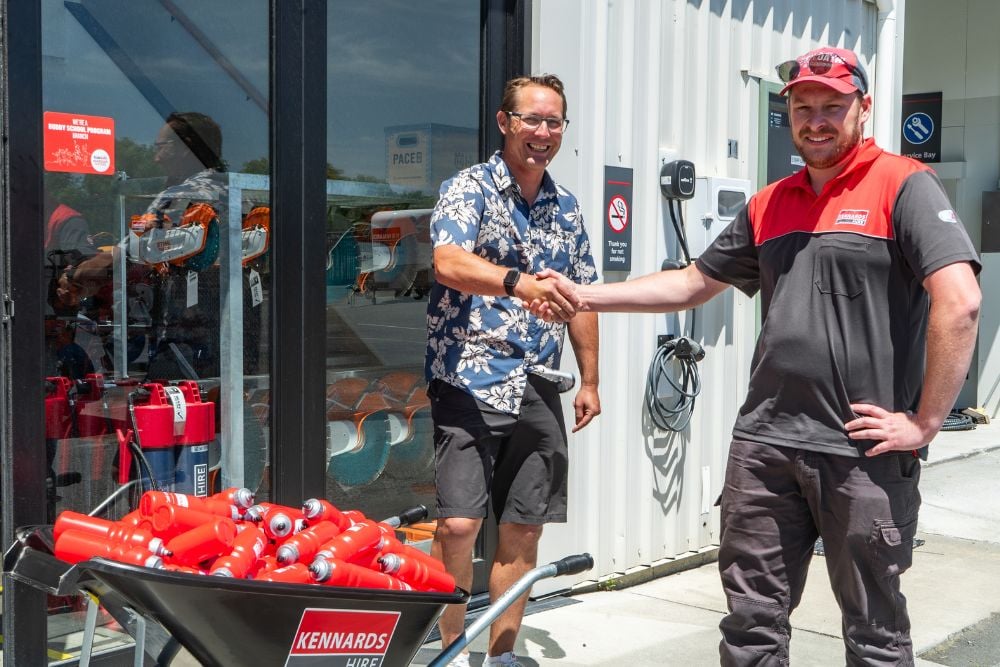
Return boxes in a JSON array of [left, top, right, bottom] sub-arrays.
[[529, 0, 879, 594]]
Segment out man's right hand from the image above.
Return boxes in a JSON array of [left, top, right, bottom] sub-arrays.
[[55, 251, 114, 307], [56, 272, 83, 307], [516, 272, 579, 322], [525, 269, 581, 322]]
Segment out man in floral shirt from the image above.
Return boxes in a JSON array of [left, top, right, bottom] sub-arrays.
[[426, 74, 600, 667]]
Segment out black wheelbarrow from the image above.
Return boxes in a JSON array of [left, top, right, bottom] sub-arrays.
[[4, 525, 592, 666]]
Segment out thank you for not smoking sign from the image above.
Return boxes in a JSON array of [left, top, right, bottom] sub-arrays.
[[900, 92, 942, 163], [603, 166, 633, 272]]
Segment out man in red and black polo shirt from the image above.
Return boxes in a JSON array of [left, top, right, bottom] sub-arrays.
[[536, 47, 981, 665]]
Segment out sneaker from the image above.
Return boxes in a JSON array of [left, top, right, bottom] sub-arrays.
[[484, 652, 524, 667], [447, 653, 471, 667]]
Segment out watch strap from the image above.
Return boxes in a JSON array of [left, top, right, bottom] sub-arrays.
[[503, 269, 521, 297]]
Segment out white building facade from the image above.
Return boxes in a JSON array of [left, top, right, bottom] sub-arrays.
[[529, 0, 997, 593]]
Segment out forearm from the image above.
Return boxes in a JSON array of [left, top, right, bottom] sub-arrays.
[[433, 245, 510, 297], [575, 264, 728, 313], [434, 245, 579, 320], [915, 296, 980, 433], [567, 312, 599, 387], [57, 252, 112, 304], [73, 253, 114, 295]]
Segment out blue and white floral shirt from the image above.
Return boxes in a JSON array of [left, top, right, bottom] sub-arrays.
[[425, 151, 597, 414]]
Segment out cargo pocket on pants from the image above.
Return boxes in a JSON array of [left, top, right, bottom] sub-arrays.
[[870, 515, 918, 578]]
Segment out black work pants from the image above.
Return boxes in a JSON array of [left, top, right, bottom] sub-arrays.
[[718, 440, 921, 666]]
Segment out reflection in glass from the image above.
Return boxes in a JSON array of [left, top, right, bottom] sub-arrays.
[[324, 2, 479, 546], [37, 0, 268, 661]]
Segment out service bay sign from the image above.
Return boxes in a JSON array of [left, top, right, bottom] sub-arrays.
[[900, 92, 942, 163], [603, 166, 633, 272]]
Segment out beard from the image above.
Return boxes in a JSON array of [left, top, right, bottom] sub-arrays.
[[793, 123, 863, 171]]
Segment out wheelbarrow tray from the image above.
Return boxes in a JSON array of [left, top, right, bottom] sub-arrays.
[[5, 526, 468, 667]]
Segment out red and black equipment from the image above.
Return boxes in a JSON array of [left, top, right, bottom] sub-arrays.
[[172, 380, 215, 496], [116, 381, 215, 496]]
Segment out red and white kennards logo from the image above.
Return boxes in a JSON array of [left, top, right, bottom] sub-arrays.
[[285, 608, 400, 666], [834, 209, 869, 227]]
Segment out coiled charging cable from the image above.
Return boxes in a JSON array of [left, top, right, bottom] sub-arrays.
[[645, 336, 704, 432]]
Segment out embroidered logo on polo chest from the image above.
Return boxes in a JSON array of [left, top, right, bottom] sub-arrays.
[[834, 209, 869, 226]]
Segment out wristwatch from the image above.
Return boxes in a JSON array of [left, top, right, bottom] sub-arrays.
[[502, 268, 521, 297]]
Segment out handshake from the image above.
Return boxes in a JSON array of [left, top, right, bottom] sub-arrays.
[[521, 269, 586, 322]]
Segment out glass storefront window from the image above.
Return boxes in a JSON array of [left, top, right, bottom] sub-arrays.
[[323, 3, 479, 542], [6, 0, 489, 661], [39, 0, 268, 660]]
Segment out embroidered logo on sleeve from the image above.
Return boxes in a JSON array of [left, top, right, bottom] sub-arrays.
[[834, 209, 869, 226], [937, 209, 960, 223]]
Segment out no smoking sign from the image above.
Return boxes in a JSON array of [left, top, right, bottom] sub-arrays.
[[608, 195, 629, 232], [603, 166, 633, 272]]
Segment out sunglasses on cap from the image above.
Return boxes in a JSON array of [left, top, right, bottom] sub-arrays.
[[776, 52, 868, 94]]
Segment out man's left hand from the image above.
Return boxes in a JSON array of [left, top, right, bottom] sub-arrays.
[[572, 384, 601, 433], [846, 403, 932, 456]]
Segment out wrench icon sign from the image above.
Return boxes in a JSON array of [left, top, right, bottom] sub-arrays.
[[908, 116, 930, 139]]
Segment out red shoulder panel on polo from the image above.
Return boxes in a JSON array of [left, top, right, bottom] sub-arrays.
[[748, 138, 931, 245]]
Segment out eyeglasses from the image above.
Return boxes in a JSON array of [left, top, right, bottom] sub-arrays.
[[776, 53, 868, 94], [505, 111, 569, 133], [154, 139, 176, 150]]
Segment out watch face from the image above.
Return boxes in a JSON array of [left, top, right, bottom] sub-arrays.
[[504, 269, 520, 295]]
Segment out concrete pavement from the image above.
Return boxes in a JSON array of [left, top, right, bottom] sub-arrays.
[[411, 419, 1000, 666]]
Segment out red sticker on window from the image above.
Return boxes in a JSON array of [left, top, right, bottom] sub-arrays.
[[44, 111, 115, 175]]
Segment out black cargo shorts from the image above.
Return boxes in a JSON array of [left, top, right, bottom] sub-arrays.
[[429, 376, 568, 525]]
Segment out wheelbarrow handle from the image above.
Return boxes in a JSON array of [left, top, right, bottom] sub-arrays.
[[553, 553, 594, 577], [381, 504, 428, 529], [428, 553, 594, 667]]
